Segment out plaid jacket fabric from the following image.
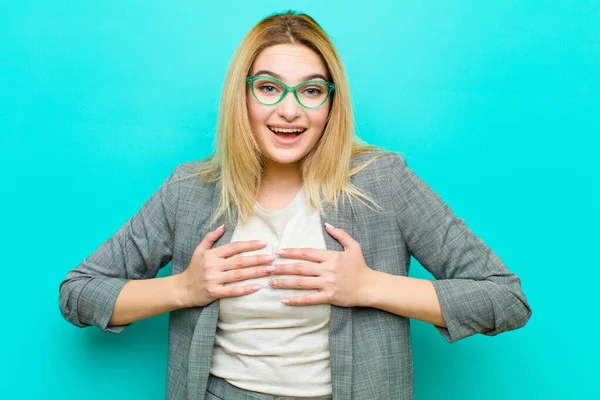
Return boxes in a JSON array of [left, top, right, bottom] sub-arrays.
[[59, 152, 531, 400]]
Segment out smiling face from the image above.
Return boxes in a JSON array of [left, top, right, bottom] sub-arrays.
[[247, 44, 332, 168]]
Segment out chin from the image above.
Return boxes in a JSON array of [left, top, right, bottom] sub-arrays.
[[262, 150, 308, 166]]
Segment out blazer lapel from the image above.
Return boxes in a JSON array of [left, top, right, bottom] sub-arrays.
[[323, 197, 354, 400], [187, 181, 235, 399]]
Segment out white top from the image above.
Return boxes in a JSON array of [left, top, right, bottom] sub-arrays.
[[210, 188, 332, 397]]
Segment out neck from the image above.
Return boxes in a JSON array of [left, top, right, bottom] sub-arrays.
[[261, 160, 303, 192]]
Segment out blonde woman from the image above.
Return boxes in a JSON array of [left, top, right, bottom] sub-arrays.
[[59, 11, 531, 400]]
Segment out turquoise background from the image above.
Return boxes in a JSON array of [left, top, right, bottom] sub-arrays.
[[1, 1, 598, 398]]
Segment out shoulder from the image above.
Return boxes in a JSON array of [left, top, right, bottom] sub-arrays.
[[171, 160, 205, 177], [346, 150, 413, 208], [351, 150, 409, 182], [164, 160, 218, 201]]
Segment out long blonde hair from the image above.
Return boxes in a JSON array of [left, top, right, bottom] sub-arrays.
[[199, 10, 381, 224]]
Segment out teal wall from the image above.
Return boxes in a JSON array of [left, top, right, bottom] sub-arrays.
[[1, 1, 598, 398]]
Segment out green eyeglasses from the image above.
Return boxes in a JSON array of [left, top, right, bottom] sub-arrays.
[[246, 76, 335, 109]]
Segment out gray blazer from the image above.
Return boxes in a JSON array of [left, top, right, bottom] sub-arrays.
[[59, 152, 531, 400]]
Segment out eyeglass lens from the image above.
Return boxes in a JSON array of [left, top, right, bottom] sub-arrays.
[[252, 78, 329, 107]]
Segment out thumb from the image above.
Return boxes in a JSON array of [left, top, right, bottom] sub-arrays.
[[197, 224, 226, 250], [324, 223, 356, 251]]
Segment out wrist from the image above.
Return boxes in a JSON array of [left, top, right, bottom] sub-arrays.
[[358, 269, 384, 308], [169, 272, 192, 309]]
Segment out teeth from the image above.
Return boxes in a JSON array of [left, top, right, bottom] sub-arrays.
[[269, 127, 305, 133]]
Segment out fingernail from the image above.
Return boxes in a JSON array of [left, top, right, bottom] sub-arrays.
[[264, 255, 275, 262], [275, 249, 284, 255], [265, 266, 275, 273], [324, 222, 335, 229], [281, 299, 290, 304], [258, 240, 268, 246], [217, 224, 225, 231], [268, 280, 277, 287], [252, 285, 261, 291]]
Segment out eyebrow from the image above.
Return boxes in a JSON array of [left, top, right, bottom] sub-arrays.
[[253, 69, 329, 82]]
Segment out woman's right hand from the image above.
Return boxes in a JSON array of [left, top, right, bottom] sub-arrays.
[[178, 224, 274, 308]]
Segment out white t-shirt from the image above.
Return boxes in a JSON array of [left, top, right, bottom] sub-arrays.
[[210, 188, 332, 397]]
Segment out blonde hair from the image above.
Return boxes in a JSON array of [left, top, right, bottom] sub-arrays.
[[199, 10, 381, 224]]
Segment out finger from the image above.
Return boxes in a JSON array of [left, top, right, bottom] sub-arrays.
[[197, 224, 226, 250], [276, 248, 330, 262], [268, 277, 320, 290], [221, 254, 275, 272], [222, 266, 273, 283], [215, 240, 268, 258], [324, 223, 357, 250], [282, 292, 329, 306], [269, 263, 321, 276], [217, 284, 262, 298]]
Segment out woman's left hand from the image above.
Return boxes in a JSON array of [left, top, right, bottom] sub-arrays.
[[268, 223, 376, 307]]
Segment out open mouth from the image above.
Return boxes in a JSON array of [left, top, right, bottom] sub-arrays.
[[268, 126, 306, 140]]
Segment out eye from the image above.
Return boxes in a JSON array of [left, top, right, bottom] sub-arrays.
[[259, 84, 278, 93], [303, 87, 324, 97]]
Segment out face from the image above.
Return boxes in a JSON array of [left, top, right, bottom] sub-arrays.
[[247, 44, 331, 167]]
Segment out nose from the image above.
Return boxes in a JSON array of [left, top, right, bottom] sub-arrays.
[[276, 91, 301, 121]]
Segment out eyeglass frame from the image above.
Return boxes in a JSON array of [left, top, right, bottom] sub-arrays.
[[245, 75, 335, 109]]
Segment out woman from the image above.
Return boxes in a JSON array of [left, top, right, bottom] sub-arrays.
[[59, 11, 531, 400]]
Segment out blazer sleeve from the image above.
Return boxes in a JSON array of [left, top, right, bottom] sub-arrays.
[[388, 154, 532, 343], [58, 166, 182, 333]]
